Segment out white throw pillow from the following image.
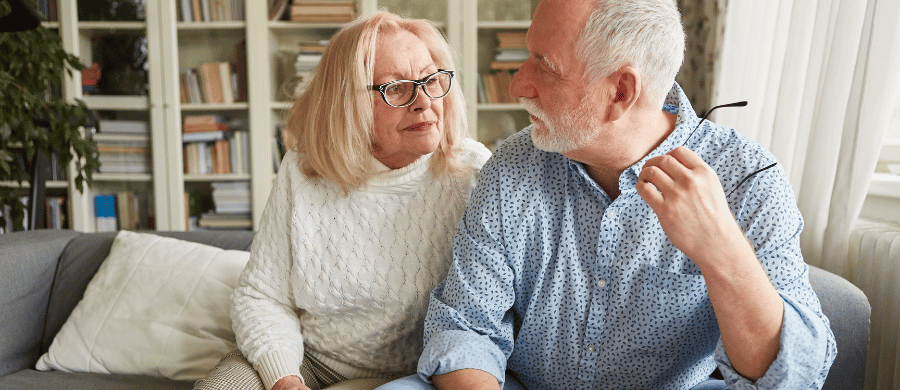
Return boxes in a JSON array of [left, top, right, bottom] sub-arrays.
[[36, 230, 250, 381]]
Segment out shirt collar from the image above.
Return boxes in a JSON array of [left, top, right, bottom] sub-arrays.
[[564, 82, 702, 195]]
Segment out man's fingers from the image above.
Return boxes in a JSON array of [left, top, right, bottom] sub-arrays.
[[636, 180, 664, 208], [638, 163, 674, 193]]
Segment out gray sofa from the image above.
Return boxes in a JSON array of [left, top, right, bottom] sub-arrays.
[[0, 230, 871, 389]]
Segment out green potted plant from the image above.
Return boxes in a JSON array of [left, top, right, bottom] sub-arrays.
[[0, 0, 100, 231]]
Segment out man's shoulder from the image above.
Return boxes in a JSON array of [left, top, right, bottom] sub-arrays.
[[699, 123, 778, 169], [698, 123, 789, 198]]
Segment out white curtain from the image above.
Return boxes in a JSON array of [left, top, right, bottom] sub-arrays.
[[711, 0, 900, 277], [711, 1, 900, 389]]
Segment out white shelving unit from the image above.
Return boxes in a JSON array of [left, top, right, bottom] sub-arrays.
[[49, 0, 533, 233]]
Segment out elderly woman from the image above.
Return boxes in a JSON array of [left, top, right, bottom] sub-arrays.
[[193, 10, 490, 390]]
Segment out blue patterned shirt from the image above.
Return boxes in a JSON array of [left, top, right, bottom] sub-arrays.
[[418, 84, 837, 389]]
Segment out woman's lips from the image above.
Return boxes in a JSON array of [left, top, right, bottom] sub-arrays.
[[404, 122, 433, 131]]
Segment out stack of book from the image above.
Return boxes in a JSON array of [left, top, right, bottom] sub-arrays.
[[479, 31, 528, 104], [94, 191, 145, 232], [180, 58, 245, 104], [182, 115, 250, 175], [293, 40, 327, 96], [290, 0, 356, 22], [197, 181, 252, 230], [491, 31, 528, 70], [94, 120, 152, 175], [179, 0, 245, 22]]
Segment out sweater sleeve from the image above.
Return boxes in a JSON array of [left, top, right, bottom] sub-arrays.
[[230, 151, 304, 390]]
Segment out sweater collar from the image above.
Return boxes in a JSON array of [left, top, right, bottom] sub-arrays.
[[368, 153, 432, 191]]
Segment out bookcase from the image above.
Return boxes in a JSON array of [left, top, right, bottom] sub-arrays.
[[42, 0, 534, 233]]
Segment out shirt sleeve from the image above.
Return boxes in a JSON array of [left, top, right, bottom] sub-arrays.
[[716, 165, 837, 389], [230, 151, 304, 390], [417, 156, 516, 387]]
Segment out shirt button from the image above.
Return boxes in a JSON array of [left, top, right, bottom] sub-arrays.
[[597, 279, 607, 288], [587, 344, 596, 353], [606, 209, 617, 219]]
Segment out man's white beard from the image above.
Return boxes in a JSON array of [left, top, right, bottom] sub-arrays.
[[521, 96, 602, 153]]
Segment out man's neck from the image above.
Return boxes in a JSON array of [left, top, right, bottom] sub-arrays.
[[565, 109, 678, 200]]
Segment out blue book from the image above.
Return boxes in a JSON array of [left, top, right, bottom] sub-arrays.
[[94, 195, 117, 232]]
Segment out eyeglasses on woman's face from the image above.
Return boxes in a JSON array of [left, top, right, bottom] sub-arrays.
[[369, 69, 454, 108]]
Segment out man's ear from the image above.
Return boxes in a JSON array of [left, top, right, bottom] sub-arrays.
[[607, 67, 641, 122]]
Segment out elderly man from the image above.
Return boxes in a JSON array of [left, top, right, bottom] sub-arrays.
[[377, 0, 837, 389]]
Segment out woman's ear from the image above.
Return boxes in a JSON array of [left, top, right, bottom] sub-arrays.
[[607, 67, 641, 122]]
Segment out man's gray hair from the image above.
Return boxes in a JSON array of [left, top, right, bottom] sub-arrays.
[[576, 0, 685, 107]]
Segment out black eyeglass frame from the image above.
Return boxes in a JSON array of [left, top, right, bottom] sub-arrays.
[[368, 69, 455, 108]]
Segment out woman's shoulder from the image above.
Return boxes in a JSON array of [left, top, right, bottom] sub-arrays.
[[455, 137, 492, 170]]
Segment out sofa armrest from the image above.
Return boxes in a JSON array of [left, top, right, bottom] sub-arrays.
[[0, 230, 80, 377], [808, 265, 871, 390]]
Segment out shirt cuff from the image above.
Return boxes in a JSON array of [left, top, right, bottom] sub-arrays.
[[256, 350, 303, 390], [716, 294, 836, 388], [417, 330, 508, 387]]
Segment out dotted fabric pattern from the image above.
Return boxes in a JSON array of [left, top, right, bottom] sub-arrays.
[[418, 84, 836, 390], [231, 138, 491, 386]]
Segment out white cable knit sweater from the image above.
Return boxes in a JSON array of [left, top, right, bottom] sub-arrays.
[[230, 138, 491, 389]]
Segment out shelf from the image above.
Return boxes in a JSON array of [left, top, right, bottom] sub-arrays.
[[78, 21, 147, 30], [0, 180, 69, 189], [80, 96, 149, 110], [92, 173, 153, 182], [181, 103, 250, 111], [92, 133, 150, 142], [184, 173, 252, 182], [177, 21, 246, 30]]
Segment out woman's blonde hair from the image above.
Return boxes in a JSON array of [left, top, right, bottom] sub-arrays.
[[284, 11, 467, 193]]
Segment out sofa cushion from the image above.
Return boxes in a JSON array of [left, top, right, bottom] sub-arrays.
[[0, 369, 193, 390], [41, 230, 255, 351], [0, 230, 79, 377], [35, 231, 250, 381]]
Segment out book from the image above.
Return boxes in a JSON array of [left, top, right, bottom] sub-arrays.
[[94, 195, 117, 232], [490, 61, 525, 71], [98, 120, 149, 134], [182, 130, 232, 143], [184, 114, 224, 125], [289, 2, 355, 22], [198, 211, 252, 229], [180, 0, 193, 21], [496, 31, 527, 47], [45, 196, 66, 230], [199, 62, 225, 104], [218, 62, 235, 104], [116, 191, 137, 231], [192, 0, 203, 22], [231, 130, 249, 174]]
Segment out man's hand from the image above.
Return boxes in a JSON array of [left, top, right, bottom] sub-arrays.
[[635, 146, 745, 265], [635, 146, 784, 381], [272, 375, 310, 390], [433, 369, 501, 390]]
